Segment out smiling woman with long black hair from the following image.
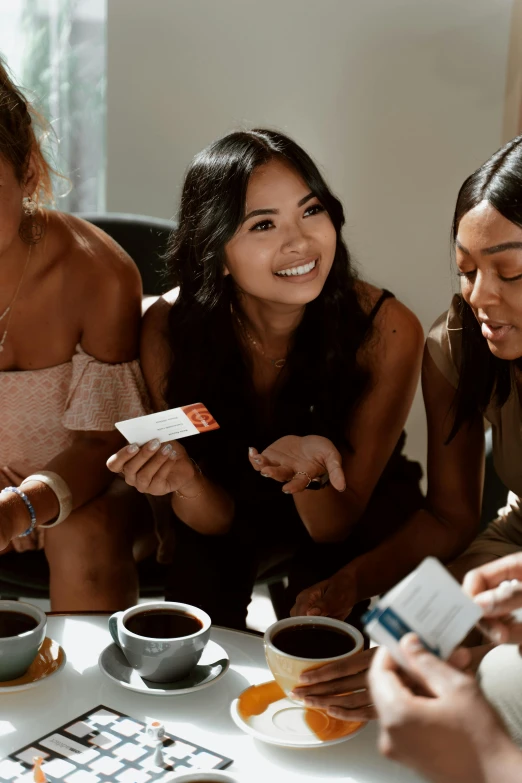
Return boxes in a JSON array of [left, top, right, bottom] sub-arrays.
[[108, 129, 424, 636]]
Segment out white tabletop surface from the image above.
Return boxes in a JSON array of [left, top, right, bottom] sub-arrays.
[[0, 615, 427, 783]]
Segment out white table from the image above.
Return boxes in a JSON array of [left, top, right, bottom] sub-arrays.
[[0, 616, 427, 783]]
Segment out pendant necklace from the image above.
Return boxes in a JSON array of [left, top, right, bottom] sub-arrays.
[[0, 244, 33, 353], [235, 313, 286, 369]]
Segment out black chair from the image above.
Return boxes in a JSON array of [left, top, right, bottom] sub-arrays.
[[76, 212, 176, 296]]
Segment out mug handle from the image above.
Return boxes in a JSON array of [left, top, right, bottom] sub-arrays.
[[108, 611, 123, 647]]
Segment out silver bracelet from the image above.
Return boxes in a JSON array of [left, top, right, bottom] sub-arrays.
[[20, 471, 73, 527]]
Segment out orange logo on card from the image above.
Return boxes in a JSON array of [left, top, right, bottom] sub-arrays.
[[182, 403, 220, 433]]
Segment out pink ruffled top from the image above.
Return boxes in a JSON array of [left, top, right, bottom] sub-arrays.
[[0, 344, 149, 472]]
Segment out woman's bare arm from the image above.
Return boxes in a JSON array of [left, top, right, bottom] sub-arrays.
[[138, 294, 234, 535], [290, 297, 424, 542]]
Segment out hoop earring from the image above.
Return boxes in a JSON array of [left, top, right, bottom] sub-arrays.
[[19, 196, 45, 245]]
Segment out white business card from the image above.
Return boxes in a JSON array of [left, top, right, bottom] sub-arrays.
[[364, 557, 483, 663], [115, 403, 219, 446]]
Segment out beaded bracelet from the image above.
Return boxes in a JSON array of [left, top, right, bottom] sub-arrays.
[[0, 486, 37, 537]]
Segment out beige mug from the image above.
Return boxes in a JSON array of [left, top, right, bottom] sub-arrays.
[[264, 615, 364, 698]]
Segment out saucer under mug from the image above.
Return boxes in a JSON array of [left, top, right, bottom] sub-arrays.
[[99, 638, 229, 695]]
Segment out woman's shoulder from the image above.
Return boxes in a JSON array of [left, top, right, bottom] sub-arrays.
[[48, 211, 141, 294], [356, 281, 424, 362], [425, 294, 463, 388], [140, 289, 180, 410], [142, 288, 180, 336]]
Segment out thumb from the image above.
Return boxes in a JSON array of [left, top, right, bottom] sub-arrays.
[[399, 633, 468, 697], [323, 448, 346, 492], [2, 466, 24, 486]]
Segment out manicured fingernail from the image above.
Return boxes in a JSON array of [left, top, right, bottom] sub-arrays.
[[476, 595, 495, 614], [148, 439, 160, 451], [168, 450, 178, 459], [127, 444, 139, 454], [402, 633, 423, 653], [161, 444, 173, 456], [491, 628, 504, 644], [261, 473, 270, 477], [248, 447, 255, 455], [254, 458, 262, 465], [283, 490, 291, 494]]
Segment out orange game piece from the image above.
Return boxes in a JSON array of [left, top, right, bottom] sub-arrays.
[[33, 756, 47, 783]]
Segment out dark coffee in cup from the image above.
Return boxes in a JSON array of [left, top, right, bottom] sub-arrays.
[[0, 610, 38, 639], [124, 609, 203, 639], [272, 623, 356, 658]]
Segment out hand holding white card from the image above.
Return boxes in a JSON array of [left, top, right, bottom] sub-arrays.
[[364, 557, 483, 666], [116, 403, 219, 447]]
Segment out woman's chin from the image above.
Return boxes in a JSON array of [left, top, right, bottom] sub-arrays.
[[270, 281, 326, 307], [487, 339, 522, 362]]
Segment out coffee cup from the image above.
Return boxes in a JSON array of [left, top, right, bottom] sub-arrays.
[[168, 773, 238, 783], [264, 615, 363, 697], [109, 601, 211, 683], [0, 599, 47, 681]]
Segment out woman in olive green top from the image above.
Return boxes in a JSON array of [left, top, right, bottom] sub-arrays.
[[291, 135, 522, 743]]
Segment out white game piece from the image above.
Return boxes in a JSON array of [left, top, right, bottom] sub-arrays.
[[153, 740, 165, 767], [147, 720, 165, 742]]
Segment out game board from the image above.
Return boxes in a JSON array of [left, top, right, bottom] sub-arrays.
[[0, 705, 233, 783]]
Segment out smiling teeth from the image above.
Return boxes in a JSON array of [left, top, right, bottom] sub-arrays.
[[276, 259, 317, 276]]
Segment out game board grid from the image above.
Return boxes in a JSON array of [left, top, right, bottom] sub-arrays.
[[3, 705, 232, 783]]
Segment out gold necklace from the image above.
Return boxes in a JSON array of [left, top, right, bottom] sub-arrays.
[[235, 313, 286, 369], [0, 244, 33, 353]]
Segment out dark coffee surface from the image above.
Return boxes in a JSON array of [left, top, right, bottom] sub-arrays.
[[272, 624, 355, 658], [0, 611, 38, 638], [125, 609, 203, 639]]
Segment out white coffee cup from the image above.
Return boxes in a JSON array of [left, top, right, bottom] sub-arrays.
[[109, 601, 211, 682], [165, 772, 238, 782], [264, 615, 364, 697], [0, 599, 47, 681]]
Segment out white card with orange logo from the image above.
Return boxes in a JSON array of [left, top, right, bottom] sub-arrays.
[[115, 403, 219, 446]]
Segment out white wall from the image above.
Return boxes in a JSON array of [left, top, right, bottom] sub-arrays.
[[107, 0, 513, 473]]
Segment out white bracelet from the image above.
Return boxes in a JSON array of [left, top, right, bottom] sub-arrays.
[[20, 471, 73, 528]]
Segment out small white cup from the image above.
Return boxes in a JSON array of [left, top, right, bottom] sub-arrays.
[[166, 772, 238, 782], [264, 615, 364, 697], [109, 601, 211, 683], [0, 599, 47, 681]]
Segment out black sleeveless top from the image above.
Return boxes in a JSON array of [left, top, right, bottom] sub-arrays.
[[181, 289, 409, 504]]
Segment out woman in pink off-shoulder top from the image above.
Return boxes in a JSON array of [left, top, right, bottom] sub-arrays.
[[0, 60, 155, 610]]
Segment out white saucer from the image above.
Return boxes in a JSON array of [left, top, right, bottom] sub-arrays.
[[231, 681, 366, 748], [0, 637, 66, 693], [99, 640, 229, 696]]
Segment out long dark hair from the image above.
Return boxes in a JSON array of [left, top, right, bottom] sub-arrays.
[[449, 134, 522, 440], [164, 129, 374, 463]]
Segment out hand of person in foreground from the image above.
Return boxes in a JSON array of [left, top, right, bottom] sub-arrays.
[[107, 439, 200, 496], [291, 647, 377, 721], [291, 568, 356, 619], [369, 633, 521, 783], [463, 553, 522, 645], [248, 435, 346, 494], [0, 465, 44, 552]]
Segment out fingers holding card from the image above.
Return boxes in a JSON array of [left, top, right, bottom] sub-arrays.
[[106, 439, 196, 496]]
